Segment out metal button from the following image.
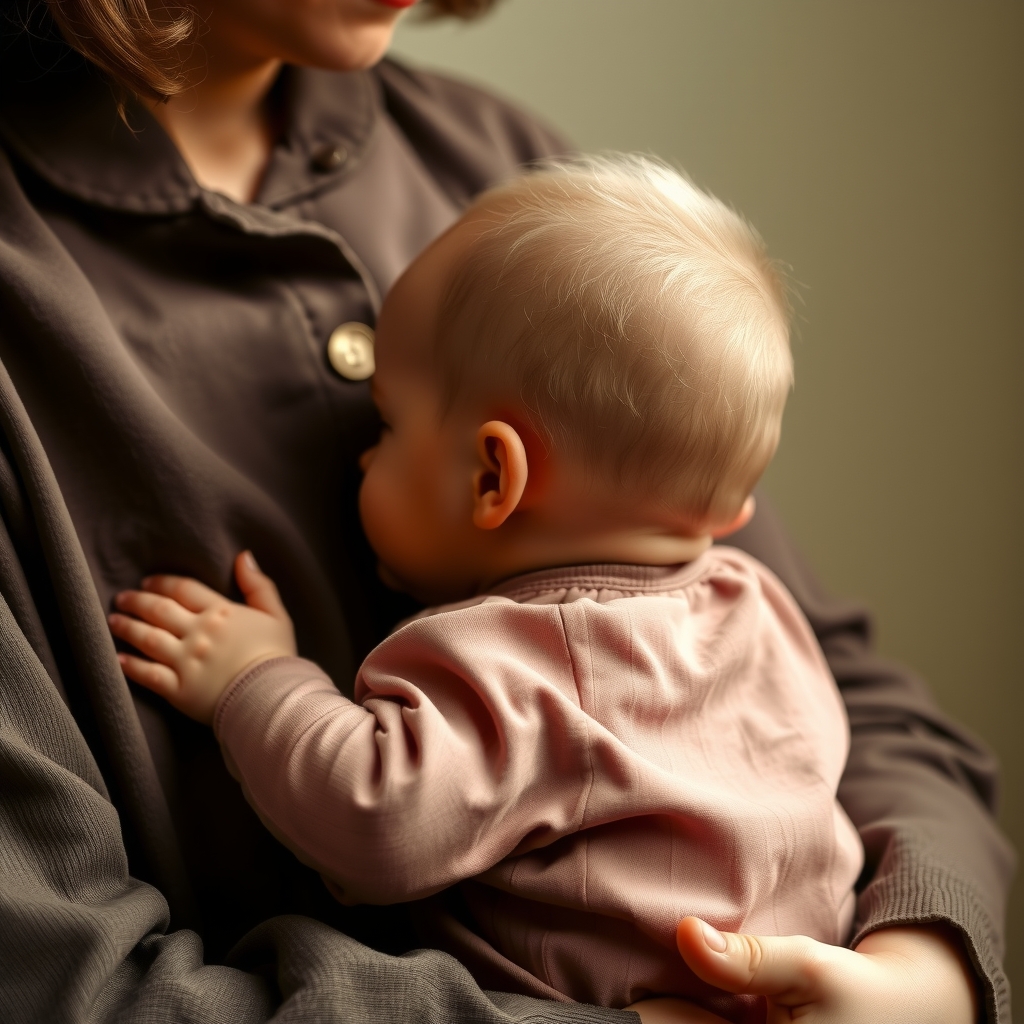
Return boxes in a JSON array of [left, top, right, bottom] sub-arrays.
[[327, 322, 375, 381], [310, 144, 348, 173]]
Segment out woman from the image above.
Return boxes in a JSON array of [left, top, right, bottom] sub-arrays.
[[0, 1, 1011, 1021]]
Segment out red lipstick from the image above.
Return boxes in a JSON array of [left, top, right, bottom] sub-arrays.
[[372, 0, 419, 8]]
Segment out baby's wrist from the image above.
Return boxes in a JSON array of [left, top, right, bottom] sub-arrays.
[[211, 650, 299, 735], [233, 648, 295, 680]]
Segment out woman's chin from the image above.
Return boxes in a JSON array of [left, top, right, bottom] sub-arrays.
[[304, 29, 399, 72], [271, 9, 406, 74]]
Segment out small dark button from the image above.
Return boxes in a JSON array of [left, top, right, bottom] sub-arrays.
[[310, 144, 348, 173]]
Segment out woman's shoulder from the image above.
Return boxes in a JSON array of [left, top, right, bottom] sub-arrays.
[[370, 56, 574, 204]]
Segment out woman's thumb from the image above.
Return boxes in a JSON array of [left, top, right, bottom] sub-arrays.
[[676, 917, 830, 1006], [234, 551, 288, 619]]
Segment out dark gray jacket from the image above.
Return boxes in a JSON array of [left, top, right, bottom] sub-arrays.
[[0, 23, 1014, 1024]]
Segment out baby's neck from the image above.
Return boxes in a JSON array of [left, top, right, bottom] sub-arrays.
[[476, 528, 713, 594], [469, 462, 725, 593]]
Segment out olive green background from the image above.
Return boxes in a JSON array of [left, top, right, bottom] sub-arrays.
[[392, 0, 1023, 1002]]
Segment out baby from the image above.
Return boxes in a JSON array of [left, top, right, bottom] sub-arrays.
[[110, 156, 863, 1020]]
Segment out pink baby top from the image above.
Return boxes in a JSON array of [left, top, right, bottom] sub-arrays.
[[213, 548, 863, 1017]]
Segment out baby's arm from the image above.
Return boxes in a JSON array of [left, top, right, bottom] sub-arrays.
[[110, 557, 584, 904], [108, 551, 297, 724]]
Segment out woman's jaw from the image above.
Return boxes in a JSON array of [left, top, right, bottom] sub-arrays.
[[187, 0, 415, 78]]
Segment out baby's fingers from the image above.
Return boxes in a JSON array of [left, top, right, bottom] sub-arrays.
[[114, 589, 195, 637], [108, 612, 181, 667], [140, 574, 224, 613], [118, 652, 181, 701]]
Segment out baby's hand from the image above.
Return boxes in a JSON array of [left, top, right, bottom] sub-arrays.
[[109, 551, 297, 725]]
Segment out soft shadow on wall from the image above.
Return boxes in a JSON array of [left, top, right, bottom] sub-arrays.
[[393, 0, 1024, 1004]]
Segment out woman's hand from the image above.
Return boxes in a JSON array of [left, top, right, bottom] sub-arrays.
[[108, 551, 296, 725], [655, 918, 979, 1024]]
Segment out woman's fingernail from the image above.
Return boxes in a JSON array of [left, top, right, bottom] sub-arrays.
[[700, 920, 728, 953], [244, 550, 259, 572]]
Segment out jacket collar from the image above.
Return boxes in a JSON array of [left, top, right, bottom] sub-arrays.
[[0, 61, 380, 214]]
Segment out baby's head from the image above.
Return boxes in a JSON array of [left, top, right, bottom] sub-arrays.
[[360, 155, 792, 603]]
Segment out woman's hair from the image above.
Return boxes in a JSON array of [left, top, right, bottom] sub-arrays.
[[43, 1, 192, 103], [43, 0, 497, 105], [435, 155, 794, 528]]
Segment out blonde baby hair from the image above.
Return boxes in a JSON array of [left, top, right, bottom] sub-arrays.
[[436, 154, 793, 530]]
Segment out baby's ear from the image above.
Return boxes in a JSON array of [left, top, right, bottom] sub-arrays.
[[472, 421, 529, 529]]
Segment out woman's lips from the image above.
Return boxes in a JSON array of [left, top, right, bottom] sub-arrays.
[[371, 0, 419, 9]]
